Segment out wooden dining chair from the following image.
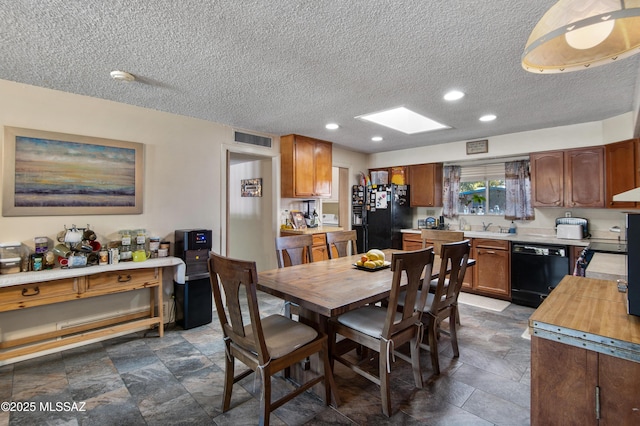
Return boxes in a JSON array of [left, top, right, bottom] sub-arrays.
[[208, 252, 337, 426], [399, 240, 470, 376], [275, 234, 313, 317], [330, 248, 434, 417], [326, 230, 358, 259], [421, 229, 465, 256]]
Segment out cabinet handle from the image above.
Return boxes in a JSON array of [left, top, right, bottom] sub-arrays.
[[117, 274, 132, 283], [22, 287, 40, 297], [486, 250, 496, 254]]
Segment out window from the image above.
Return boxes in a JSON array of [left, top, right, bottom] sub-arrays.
[[458, 164, 505, 215]]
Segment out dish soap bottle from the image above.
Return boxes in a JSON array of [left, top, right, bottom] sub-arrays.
[[509, 221, 517, 234]]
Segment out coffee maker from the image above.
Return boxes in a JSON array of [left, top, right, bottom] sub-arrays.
[[173, 229, 213, 329]]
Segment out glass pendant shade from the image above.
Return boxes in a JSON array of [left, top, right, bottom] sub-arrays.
[[522, 0, 640, 73]]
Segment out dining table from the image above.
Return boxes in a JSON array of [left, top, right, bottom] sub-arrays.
[[256, 248, 475, 404]]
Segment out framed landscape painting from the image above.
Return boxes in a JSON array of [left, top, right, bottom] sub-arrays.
[[2, 127, 144, 216]]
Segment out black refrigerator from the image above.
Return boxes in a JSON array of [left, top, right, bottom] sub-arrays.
[[352, 184, 413, 252]]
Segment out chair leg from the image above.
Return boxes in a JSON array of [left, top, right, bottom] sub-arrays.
[[450, 307, 460, 358], [379, 343, 392, 417], [222, 349, 234, 412], [410, 337, 423, 389], [259, 371, 271, 426], [428, 321, 440, 376]]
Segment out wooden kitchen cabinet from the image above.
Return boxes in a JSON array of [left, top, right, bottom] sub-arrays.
[[470, 238, 510, 298], [408, 163, 443, 207], [531, 147, 605, 208], [279, 231, 329, 262], [605, 138, 639, 209], [402, 232, 425, 251], [281, 134, 332, 198]]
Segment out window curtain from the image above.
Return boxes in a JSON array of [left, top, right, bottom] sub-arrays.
[[505, 160, 534, 220], [442, 165, 461, 218]]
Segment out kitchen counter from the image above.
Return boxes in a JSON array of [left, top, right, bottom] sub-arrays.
[[585, 252, 627, 282], [280, 226, 343, 235], [401, 228, 590, 247]]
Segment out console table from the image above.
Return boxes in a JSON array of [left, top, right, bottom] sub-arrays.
[[0, 257, 185, 362]]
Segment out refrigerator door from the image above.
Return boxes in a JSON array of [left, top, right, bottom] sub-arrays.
[[366, 184, 412, 250]]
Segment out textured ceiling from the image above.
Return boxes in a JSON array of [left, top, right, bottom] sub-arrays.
[[1, 1, 639, 154]]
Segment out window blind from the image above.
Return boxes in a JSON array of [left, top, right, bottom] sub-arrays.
[[460, 163, 505, 181]]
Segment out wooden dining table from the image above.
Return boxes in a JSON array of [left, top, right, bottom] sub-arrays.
[[257, 248, 474, 405]]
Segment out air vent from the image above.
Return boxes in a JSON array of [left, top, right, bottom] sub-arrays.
[[234, 131, 272, 148]]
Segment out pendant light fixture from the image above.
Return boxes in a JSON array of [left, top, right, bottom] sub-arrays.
[[522, 0, 640, 73]]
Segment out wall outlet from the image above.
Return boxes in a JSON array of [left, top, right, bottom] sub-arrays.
[[565, 211, 572, 218], [426, 209, 436, 216]]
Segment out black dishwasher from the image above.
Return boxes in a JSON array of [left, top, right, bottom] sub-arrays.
[[511, 243, 570, 308]]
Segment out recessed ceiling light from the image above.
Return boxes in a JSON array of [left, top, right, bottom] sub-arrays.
[[356, 107, 449, 134], [479, 114, 497, 122], [371, 136, 383, 142], [325, 123, 339, 130], [110, 70, 135, 82], [444, 90, 465, 101]]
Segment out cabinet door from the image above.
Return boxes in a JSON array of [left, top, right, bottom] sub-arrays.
[[531, 151, 564, 207], [598, 352, 640, 424], [409, 163, 443, 207], [474, 246, 510, 297], [565, 147, 605, 208], [605, 139, 638, 209], [293, 136, 316, 197], [313, 141, 332, 197], [531, 336, 597, 426]]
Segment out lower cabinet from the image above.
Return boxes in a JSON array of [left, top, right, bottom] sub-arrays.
[[402, 232, 427, 251], [280, 231, 329, 262], [464, 238, 510, 299], [531, 336, 640, 425]]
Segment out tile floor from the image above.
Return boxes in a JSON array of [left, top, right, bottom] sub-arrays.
[[0, 293, 534, 425]]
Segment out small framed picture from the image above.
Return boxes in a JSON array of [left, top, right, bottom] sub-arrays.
[[290, 210, 307, 229], [241, 178, 262, 197], [466, 139, 488, 155]]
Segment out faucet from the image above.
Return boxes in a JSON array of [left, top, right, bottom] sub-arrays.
[[482, 222, 493, 231]]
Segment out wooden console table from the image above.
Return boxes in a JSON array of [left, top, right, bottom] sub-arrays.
[[0, 257, 185, 361]]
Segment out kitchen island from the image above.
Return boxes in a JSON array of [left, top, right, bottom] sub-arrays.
[[529, 275, 640, 425]]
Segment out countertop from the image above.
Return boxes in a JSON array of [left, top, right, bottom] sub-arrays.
[[280, 226, 343, 235], [0, 256, 186, 288], [401, 228, 590, 247], [530, 275, 640, 362], [585, 253, 627, 282]]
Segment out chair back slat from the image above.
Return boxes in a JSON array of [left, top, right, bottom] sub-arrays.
[[383, 248, 434, 338], [421, 229, 464, 256], [430, 240, 471, 315], [326, 230, 358, 259], [209, 252, 269, 363], [275, 234, 314, 267]]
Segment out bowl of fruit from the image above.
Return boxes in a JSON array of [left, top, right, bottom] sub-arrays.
[[354, 249, 391, 271]]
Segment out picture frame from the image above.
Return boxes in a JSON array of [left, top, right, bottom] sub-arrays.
[[290, 210, 307, 229], [241, 178, 262, 197], [2, 126, 144, 216], [466, 139, 489, 155]]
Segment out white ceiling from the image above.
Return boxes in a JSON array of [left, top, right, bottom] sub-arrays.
[[1, 1, 639, 154]]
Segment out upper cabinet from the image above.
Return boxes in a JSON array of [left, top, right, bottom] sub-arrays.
[[408, 163, 443, 207], [281, 134, 332, 198], [531, 147, 604, 208], [605, 139, 639, 209]]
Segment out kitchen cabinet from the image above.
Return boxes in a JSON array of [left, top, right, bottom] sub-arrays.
[[470, 238, 510, 298], [280, 230, 329, 262], [281, 134, 332, 198], [408, 163, 443, 207], [530, 147, 605, 208], [530, 276, 640, 425], [402, 232, 426, 251], [605, 138, 639, 209]]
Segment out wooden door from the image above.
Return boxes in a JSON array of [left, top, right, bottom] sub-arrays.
[[409, 163, 443, 207], [565, 147, 605, 208], [531, 151, 564, 207], [605, 139, 638, 209], [531, 336, 597, 426], [598, 352, 640, 424], [313, 140, 332, 197], [293, 136, 316, 197], [473, 239, 510, 297]]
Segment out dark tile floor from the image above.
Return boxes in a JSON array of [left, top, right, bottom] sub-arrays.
[[0, 293, 534, 425]]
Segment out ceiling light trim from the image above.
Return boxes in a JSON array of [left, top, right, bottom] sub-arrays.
[[522, 1, 640, 73]]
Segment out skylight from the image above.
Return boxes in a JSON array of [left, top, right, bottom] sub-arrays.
[[356, 107, 450, 134]]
